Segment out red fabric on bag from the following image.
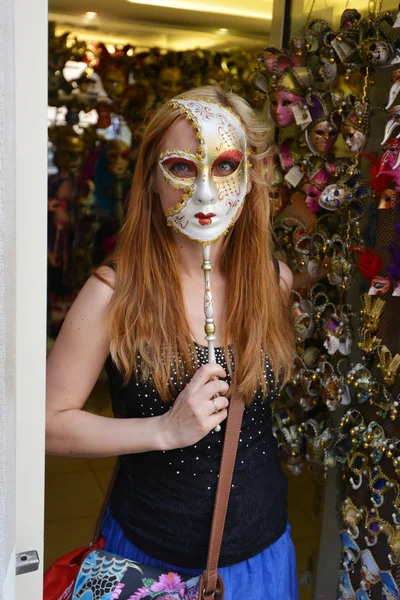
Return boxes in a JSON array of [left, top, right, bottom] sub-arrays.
[[43, 538, 105, 600]]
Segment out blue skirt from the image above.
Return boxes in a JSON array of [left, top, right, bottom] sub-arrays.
[[101, 508, 299, 600]]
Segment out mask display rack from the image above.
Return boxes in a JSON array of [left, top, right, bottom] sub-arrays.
[[251, 4, 400, 598]]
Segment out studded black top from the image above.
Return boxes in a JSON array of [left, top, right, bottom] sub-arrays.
[[105, 341, 288, 569]]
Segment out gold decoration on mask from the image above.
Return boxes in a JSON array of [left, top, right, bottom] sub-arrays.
[[359, 294, 386, 333], [377, 346, 400, 387], [342, 497, 365, 538], [159, 149, 197, 160], [357, 329, 382, 354]]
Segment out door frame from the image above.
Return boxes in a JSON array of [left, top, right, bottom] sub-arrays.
[[0, 0, 48, 597]]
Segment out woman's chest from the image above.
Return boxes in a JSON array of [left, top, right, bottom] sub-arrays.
[[109, 347, 277, 422]]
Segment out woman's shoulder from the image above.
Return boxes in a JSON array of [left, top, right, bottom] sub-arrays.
[[66, 267, 115, 321], [273, 258, 293, 299], [92, 265, 116, 290]]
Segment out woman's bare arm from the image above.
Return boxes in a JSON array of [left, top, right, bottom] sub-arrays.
[[45, 267, 166, 457], [46, 267, 229, 457]]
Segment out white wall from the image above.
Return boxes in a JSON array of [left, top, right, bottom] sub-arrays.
[[15, 0, 48, 594], [0, 0, 17, 595]]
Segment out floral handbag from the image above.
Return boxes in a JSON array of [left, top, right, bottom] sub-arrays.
[[72, 550, 202, 600], [71, 393, 244, 600]]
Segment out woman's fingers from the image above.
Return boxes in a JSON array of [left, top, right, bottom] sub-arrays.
[[208, 396, 229, 415], [209, 408, 228, 430], [189, 363, 226, 393], [204, 379, 230, 398]]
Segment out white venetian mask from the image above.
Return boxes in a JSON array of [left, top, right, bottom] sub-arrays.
[[159, 99, 248, 244]]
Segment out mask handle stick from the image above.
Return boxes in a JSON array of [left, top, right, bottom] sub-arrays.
[[201, 243, 222, 433]]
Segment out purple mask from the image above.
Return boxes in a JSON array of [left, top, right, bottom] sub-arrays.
[[306, 120, 338, 154]]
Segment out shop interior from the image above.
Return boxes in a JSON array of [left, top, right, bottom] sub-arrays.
[[45, 1, 400, 598]]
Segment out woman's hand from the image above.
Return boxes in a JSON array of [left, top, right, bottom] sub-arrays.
[[159, 363, 229, 450]]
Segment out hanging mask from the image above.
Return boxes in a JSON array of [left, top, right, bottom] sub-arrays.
[[305, 93, 342, 155], [375, 140, 400, 193], [322, 313, 352, 356], [48, 24, 74, 103], [107, 140, 130, 177], [381, 107, 400, 154], [160, 98, 248, 244], [319, 168, 370, 211], [252, 49, 313, 129], [340, 530, 361, 572], [307, 19, 344, 86], [379, 189, 400, 209], [157, 66, 184, 103], [303, 182, 326, 213], [342, 98, 373, 153], [103, 66, 127, 104], [386, 69, 400, 110], [331, 9, 361, 65], [301, 159, 333, 213], [94, 43, 132, 109], [359, 12, 395, 67], [363, 39, 393, 66], [268, 155, 292, 217], [343, 128, 367, 153], [319, 56, 338, 86], [269, 90, 302, 128], [368, 276, 392, 296], [319, 183, 350, 211], [55, 130, 86, 175], [308, 120, 338, 154]]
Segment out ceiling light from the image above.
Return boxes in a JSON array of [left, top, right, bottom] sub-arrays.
[[85, 11, 97, 19], [125, 0, 271, 20]]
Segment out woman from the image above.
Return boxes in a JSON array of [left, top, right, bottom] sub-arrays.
[[46, 86, 297, 599]]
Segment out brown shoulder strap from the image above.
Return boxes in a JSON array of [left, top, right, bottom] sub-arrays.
[[200, 393, 245, 599]]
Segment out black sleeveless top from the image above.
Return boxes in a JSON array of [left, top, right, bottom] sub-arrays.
[[105, 258, 288, 568]]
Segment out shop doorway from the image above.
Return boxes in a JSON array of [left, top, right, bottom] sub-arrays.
[[43, 4, 325, 600]]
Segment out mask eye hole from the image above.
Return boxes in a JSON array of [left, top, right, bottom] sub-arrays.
[[161, 157, 198, 179], [212, 149, 244, 177], [282, 99, 292, 107]]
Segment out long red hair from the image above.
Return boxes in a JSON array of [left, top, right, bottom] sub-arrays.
[[99, 86, 294, 403]]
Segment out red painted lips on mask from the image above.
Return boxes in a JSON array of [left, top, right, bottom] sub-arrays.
[[194, 212, 216, 226]]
